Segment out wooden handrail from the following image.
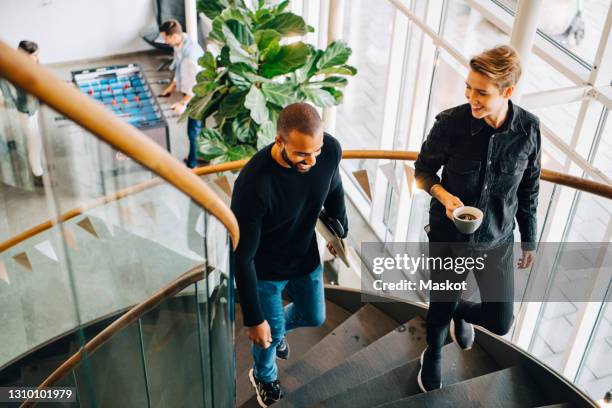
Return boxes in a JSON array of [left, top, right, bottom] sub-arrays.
[[341, 150, 612, 199], [20, 264, 207, 408], [0, 41, 238, 249], [1, 151, 610, 254]]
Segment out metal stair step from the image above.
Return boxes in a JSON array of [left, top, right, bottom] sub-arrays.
[[316, 341, 499, 408], [276, 315, 427, 408], [375, 366, 548, 408]]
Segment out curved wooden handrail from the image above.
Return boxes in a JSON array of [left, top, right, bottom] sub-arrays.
[[1, 151, 610, 254], [0, 41, 238, 249], [19, 263, 207, 408], [342, 150, 612, 199]]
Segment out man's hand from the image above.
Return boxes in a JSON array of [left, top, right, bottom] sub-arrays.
[[246, 320, 272, 349], [327, 242, 337, 257], [159, 81, 176, 97], [171, 101, 186, 114], [518, 250, 535, 269], [431, 184, 464, 220], [443, 195, 464, 220]]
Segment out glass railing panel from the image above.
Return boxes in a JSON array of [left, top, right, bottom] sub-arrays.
[[529, 188, 611, 372], [198, 211, 234, 407], [140, 281, 211, 407], [575, 292, 612, 403], [0, 81, 84, 393], [73, 319, 149, 407], [0, 71, 233, 405]]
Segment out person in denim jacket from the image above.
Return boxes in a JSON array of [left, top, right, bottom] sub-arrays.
[[414, 45, 541, 392]]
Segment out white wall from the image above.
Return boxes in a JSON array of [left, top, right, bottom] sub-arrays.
[[0, 0, 157, 64]]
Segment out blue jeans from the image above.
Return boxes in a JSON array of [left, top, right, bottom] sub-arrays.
[[252, 264, 325, 382], [186, 117, 202, 168]]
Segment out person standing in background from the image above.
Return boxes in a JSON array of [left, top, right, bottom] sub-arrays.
[[158, 19, 204, 169], [0, 40, 44, 187]]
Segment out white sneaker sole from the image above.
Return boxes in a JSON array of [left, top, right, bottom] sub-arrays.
[[248, 368, 269, 408], [417, 348, 442, 393], [450, 319, 474, 351]]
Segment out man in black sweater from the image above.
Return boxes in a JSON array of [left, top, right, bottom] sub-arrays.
[[231, 103, 348, 407]]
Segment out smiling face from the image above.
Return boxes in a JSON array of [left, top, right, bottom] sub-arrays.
[[465, 70, 513, 120], [277, 129, 324, 173]]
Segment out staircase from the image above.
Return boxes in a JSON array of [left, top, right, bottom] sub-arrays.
[[235, 287, 597, 408]]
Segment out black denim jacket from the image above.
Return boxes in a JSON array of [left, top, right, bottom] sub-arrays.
[[415, 101, 541, 250]]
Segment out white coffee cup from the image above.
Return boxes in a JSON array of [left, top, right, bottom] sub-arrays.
[[452, 206, 484, 234]]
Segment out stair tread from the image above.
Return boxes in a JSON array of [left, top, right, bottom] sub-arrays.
[[280, 304, 399, 394], [375, 366, 547, 408], [276, 315, 426, 408], [317, 341, 499, 408], [235, 300, 351, 406]]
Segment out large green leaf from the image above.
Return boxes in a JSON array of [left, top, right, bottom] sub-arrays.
[[308, 76, 348, 88], [293, 49, 318, 83], [210, 18, 225, 42], [219, 7, 251, 25], [198, 52, 217, 71], [322, 86, 344, 104], [260, 37, 281, 62], [225, 19, 254, 46], [197, 128, 227, 161], [243, 71, 275, 84], [317, 41, 352, 70], [218, 90, 247, 118], [254, 29, 281, 51], [223, 144, 257, 162], [253, 9, 274, 26], [245, 85, 269, 124], [273, 0, 290, 14], [192, 81, 217, 97], [228, 72, 250, 89], [257, 121, 276, 149], [317, 64, 357, 76], [301, 86, 336, 108], [259, 13, 309, 36], [260, 42, 310, 78], [232, 116, 253, 143], [261, 82, 297, 107], [222, 24, 256, 67], [197, 0, 228, 20]]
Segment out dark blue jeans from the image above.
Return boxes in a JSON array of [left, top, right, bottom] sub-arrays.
[[186, 117, 202, 168], [425, 240, 515, 354], [252, 264, 325, 382]]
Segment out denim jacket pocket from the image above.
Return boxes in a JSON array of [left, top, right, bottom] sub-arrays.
[[447, 157, 480, 174], [499, 158, 528, 176]]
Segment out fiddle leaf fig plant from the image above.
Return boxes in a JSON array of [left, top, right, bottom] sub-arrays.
[[185, 0, 357, 163]]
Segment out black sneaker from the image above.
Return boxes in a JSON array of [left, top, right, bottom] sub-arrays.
[[450, 317, 475, 350], [248, 368, 283, 407], [276, 337, 290, 360], [417, 347, 442, 392]]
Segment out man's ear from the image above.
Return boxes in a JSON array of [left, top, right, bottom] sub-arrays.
[[274, 135, 284, 146], [502, 85, 515, 99]]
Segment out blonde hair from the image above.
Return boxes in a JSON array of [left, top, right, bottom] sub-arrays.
[[469, 45, 522, 91]]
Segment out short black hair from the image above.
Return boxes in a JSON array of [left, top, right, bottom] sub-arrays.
[[159, 19, 183, 36], [18, 40, 38, 55], [277, 103, 323, 140]]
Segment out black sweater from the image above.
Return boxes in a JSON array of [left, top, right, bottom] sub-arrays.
[[230, 134, 348, 326]]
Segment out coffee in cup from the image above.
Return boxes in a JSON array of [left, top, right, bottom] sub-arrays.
[[452, 206, 483, 234]]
